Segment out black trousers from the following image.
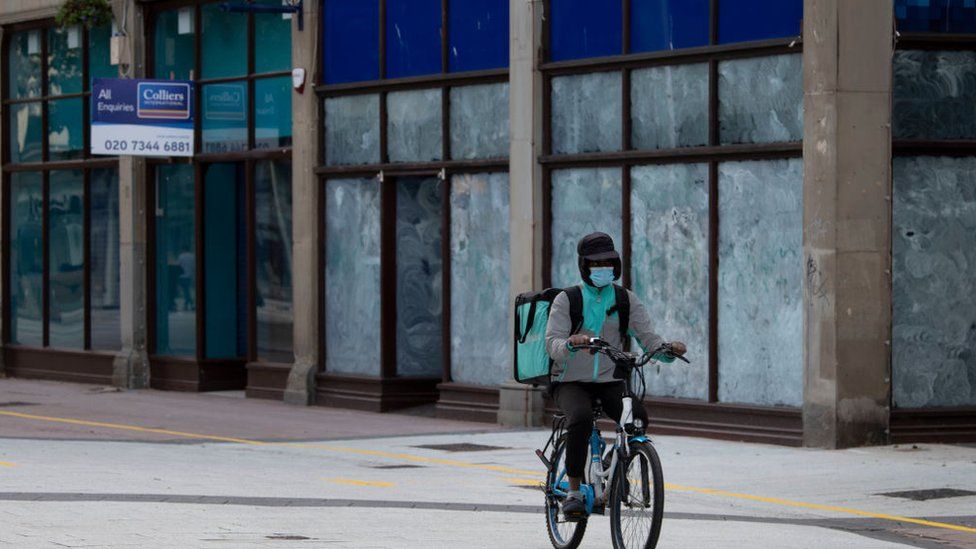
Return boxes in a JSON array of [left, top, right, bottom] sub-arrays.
[[552, 381, 627, 479]]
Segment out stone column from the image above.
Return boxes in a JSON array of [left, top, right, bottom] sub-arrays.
[[498, 0, 546, 427], [802, 0, 893, 447], [283, 0, 321, 405], [112, 0, 151, 388]]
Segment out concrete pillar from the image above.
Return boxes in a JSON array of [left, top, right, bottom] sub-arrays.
[[112, 0, 150, 388], [283, 0, 321, 405], [498, 0, 546, 427], [802, 0, 893, 448]]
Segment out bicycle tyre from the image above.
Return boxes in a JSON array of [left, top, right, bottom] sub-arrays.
[[609, 441, 664, 549], [545, 436, 587, 549]]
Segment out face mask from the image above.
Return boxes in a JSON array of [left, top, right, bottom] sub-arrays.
[[589, 267, 615, 288]]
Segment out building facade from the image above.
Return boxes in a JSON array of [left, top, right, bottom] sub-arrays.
[[0, 0, 973, 447]]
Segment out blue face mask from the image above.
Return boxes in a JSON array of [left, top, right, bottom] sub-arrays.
[[589, 267, 615, 288]]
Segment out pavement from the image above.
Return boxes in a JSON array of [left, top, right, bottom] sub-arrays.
[[0, 378, 974, 548]]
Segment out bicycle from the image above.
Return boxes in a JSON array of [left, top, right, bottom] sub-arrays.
[[536, 338, 689, 549]]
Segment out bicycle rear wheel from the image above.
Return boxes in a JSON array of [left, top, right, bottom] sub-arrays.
[[545, 436, 587, 549], [609, 441, 664, 549]]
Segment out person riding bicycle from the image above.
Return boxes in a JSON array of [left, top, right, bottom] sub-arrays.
[[545, 232, 686, 521]]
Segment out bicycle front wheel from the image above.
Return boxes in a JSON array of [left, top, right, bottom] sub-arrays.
[[545, 436, 587, 549], [609, 441, 664, 549]]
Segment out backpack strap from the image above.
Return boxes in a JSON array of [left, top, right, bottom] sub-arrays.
[[611, 284, 630, 350], [565, 286, 584, 335], [517, 299, 538, 344]]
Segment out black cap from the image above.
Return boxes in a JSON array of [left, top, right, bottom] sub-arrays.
[[577, 232, 620, 262], [577, 232, 621, 285]]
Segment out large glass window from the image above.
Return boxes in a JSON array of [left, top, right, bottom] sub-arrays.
[[154, 165, 197, 357], [3, 23, 121, 353], [550, 168, 622, 288], [203, 163, 246, 359], [893, 50, 976, 141], [255, 161, 293, 363], [895, 0, 976, 33], [321, 0, 509, 84]]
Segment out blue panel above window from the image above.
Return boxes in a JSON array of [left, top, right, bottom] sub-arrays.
[[550, 0, 622, 61], [895, 0, 976, 33], [323, 0, 379, 84], [386, 0, 442, 78], [630, 0, 709, 53], [718, 0, 802, 44], [449, 0, 509, 72]]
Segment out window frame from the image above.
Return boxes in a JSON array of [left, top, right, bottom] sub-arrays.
[[315, 1, 511, 383], [540, 0, 804, 405], [1, 18, 121, 352], [143, 0, 295, 368]]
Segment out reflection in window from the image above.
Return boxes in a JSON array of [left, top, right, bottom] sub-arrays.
[[89, 24, 116, 80], [10, 102, 43, 164], [154, 8, 196, 80], [47, 26, 83, 96], [719, 54, 803, 145], [325, 179, 382, 375], [10, 173, 44, 347], [155, 165, 196, 357], [255, 161, 293, 363], [255, 77, 293, 149], [551, 72, 622, 154], [202, 82, 249, 154], [48, 171, 85, 349], [550, 168, 622, 288], [7, 30, 42, 99], [90, 169, 121, 351], [48, 98, 85, 161], [201, 3, 247, 78]]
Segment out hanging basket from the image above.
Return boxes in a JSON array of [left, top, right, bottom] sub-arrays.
[[55, 0, 114, 29]]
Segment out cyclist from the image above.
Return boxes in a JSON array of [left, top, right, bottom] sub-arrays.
[[545, 231, 686, 520]]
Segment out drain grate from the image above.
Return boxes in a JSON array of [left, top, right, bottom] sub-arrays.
[[0, 402, 37, 408], [371, 464, 424, 470], [879, 488, 976, 501], [413, 443, 510, 452]]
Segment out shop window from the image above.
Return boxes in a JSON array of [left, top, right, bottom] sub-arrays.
[[631, 163, 709, 400], [201, 82, 249, 154], [549, 0, 622, 61], [450, 83, 509, 160], [9, 102, 43, 164], [201, 3, 247, 79], [47, 26, 83, 96], [255, 161, 294, 363], [324, 178, 382, 375], [894, 50, 976, 141], [718, 0, 802, 44], [386, 0, 442, 79], [89, 169, 121, 351], [324, 94, 381, 166], [448, 0, 509, 72], [204, 163, 247, 359], [7, 30, 42, 99], [255, 77, 294, 149], [895, 0, 976, 33], [550, 168, 622, 288], [10, 172, 44, 347], [551, 72, 622, 154], [449, 173, 510, 385], [255, 0, 294, 73], [630, 0, 709, 53], [717, 158, 803, 407], [387, 89, 443, 163], [323, 0, 379, 84], [48, 98, 84, 161], [154, 164, 197, 357], [154, 8, 196, 80], [893, 156, 976, 408], [718, 54, 803, 145], [88, 23, 116, 80], [631, 63, 709, 150], [47, 170, 85, 350]]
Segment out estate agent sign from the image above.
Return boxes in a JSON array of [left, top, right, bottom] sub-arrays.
[[91, 78, 195, 157]]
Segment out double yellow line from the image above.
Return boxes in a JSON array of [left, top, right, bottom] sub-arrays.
[[1, 409, 973, 535]]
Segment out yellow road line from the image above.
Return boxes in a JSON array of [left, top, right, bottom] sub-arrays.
[[324, 478, 395, 488], [3, 409, 974, 535], [0, 461, 17, 468], [667, 484, 976, 535], [504, 477, 542, 486]]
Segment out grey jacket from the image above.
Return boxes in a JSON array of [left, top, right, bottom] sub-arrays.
[[545, 286, 665, 383]]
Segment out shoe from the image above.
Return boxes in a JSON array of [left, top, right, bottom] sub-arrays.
[[561, 495, 586, 521]]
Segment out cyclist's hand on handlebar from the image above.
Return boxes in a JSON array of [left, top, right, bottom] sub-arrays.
[[670, 341, 687, 356], [567, 334, 590, 348]]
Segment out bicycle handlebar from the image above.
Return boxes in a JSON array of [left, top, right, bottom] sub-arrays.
[[569, 337, 690, 366]]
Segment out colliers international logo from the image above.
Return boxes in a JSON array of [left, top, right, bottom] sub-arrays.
[[136, 82, 192, 120]]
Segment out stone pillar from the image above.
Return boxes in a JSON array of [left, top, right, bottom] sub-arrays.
[[802, 0, 893, 448], [112, 0, 151, 388], [283, 0, 321, 405], [498, 0, 546, 427]]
